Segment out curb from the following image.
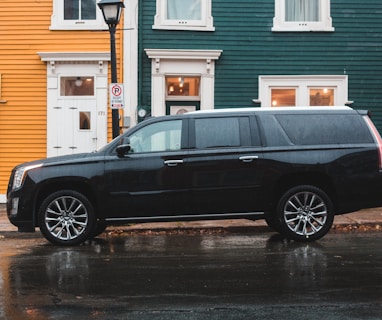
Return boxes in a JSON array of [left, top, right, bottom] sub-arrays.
[[104, 224, 273, 235]]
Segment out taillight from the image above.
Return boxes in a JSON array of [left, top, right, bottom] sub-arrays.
[[364, 116, 382, 170]]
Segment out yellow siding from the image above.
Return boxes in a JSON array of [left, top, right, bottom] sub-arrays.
[[0, 0, 123, 194]]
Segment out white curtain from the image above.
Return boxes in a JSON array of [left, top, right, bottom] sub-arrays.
[[285, 0, 319, 22], [167, 0, 201, 20]]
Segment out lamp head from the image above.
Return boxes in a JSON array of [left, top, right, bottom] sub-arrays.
[[98, 0, 125, 26]]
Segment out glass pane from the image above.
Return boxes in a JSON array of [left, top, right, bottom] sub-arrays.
[[60, 77, 95, 96], [195, 118, 240, 149], [166, 76, 200, 97], [81, 0, 97, 20], [79, 112, 91, 130], [271, 88, 296, 107], [129, 120, 182, 153], [285, 0, 319, 22], [64, 0, 79, 20], [277, 115, 373, 145], [167, 0, 202, 20], [310, 88, 335, 106]]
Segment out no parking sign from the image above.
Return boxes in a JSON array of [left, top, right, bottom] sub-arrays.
[[110, 83, 124, 109]]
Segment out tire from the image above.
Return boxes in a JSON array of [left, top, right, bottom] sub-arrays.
[[276, 185, 334, 242], [38, 190, 96, 246]]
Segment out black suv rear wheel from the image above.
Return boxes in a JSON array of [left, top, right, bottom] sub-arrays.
[[38, 190, 96, 246], [276, 185, 334, 242]]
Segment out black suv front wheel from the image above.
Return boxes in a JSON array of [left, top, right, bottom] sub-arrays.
[[276, 185, 334, 242], [38, 190, 96, 246]]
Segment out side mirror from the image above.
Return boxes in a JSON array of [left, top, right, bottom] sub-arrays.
[[116, 138, 131, 157]]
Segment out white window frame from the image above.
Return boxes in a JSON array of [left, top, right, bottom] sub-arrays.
[[272, 0, 334, 32], [255, 75, 351, 107], [50, 0, 107, 30], [153, 0, 214, 31]]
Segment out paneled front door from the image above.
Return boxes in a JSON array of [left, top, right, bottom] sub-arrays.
[[50, 99, 98, 155], [47, 73, 108, 157]]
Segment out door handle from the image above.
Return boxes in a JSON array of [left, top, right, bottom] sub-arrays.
[[239, 156, 259, 163], [164, 159, 184, 167]]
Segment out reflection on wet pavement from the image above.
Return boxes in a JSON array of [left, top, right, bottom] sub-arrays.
[[0, 232, 382, 319]]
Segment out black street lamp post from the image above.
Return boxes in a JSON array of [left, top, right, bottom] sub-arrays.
[[98, 0, 125, 139]]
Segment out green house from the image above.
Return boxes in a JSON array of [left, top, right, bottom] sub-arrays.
[[125, 0, 382, 130]]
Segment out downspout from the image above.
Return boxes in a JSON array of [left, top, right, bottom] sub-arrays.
[[123, 0, 139, 127], [138, 0, 144, 113]]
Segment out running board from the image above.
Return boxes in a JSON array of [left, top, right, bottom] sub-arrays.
[[105, 212, 265, 223]]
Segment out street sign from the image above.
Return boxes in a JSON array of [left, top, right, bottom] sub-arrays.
[[110, 83, 124, 109]]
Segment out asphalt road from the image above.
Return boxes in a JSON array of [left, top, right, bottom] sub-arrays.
[[1, 231, 382, 320]]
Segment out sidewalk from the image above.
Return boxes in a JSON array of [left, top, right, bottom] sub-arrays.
[[1, 204, 381, 234]]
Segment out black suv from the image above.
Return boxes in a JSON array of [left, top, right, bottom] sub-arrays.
[[7, 107, 382, 245]]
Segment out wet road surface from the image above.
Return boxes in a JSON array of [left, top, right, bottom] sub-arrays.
[[0, 231, 382, 319]]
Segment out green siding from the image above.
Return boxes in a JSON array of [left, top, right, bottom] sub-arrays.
[[138, 0, 382, 131]]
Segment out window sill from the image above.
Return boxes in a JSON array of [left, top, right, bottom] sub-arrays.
[[152, 25, 215, 32], [50, 23, 107, 31], [166, 96, 201, 101], [272, 26, 335, 32]]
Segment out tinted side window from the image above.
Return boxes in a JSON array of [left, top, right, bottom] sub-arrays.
[[129, 120, 182, 153], [276, 114, 373, 145], [195, 117, 252, 149], [195, 117, 239, 148]]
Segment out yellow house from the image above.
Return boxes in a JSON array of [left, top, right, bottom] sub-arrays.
[[0, 0, 125, 202]]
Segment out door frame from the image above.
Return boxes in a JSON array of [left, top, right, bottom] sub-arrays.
[[145, 49, 222, 117], [39, 52, 110, 157]]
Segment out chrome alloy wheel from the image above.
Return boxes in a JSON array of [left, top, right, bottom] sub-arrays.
[[44, 195, 89, 242], [283, 191, 328, 237]]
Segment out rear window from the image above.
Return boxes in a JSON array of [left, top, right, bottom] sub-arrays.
[[275, 114, 374, 145]]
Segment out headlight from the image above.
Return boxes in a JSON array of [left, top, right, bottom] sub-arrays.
[[12, 164, 43, 190]]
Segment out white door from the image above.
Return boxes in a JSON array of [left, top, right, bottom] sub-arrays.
[[47, 74, 108, 157], [52, 99, 98, 155]]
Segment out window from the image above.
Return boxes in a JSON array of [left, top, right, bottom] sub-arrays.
[[129, 120, 182, 153], [271, 88, 296, 107], [153, 0, 214, 31], [310, 88, 334, 106], [272, 0, 334, 32], [79, 112, 91, 130], [195, 118, 241, 149], [60, 77, 95, 96], [51, 0, 106, 30], [271, 87, 334, 107], [64, 0, 96, 20], [276, 115, 373, 145], [166, 76, 201, 100], [256, 75, 350, 107], [285, 0, 319, 22]]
